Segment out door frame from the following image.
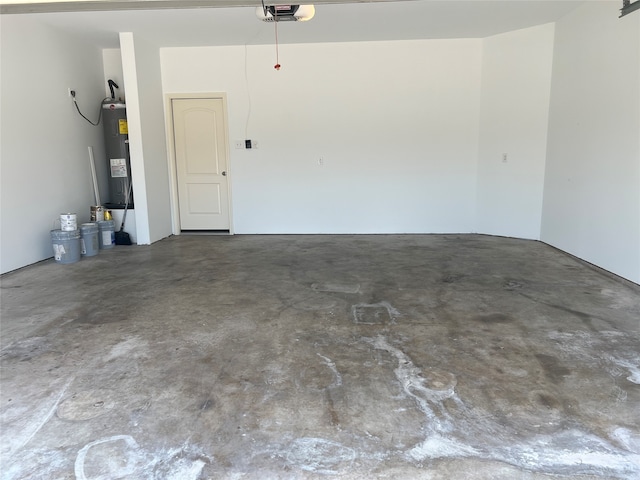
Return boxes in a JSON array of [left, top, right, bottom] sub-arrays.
[[165, 92, 234, 235]]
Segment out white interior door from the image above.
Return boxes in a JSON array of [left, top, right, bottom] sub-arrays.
[[172, 97, 230, 230]]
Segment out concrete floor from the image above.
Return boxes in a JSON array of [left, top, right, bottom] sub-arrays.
[[1, 234, 639, 479]]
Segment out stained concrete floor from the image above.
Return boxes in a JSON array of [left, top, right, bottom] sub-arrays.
[[1, 234, 639, 479]]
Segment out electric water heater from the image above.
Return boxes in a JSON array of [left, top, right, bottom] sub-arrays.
[[102, 99, 133, 207]]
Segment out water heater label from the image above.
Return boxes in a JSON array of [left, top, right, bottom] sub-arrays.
[[119, 119, 128, 135], [110, 158, 128, 178]]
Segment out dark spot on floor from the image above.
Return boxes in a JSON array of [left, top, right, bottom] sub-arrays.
[[503, 280, 523, 290], [474, 313, 512, 323], [442, 274, 463, 283], [535, 392, 562, 410], [535, 354, 570, 383]]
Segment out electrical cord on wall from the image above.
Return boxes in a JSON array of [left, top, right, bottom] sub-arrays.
[[244, 44, 252, 139], [243, 26, 263, 139], [71, 90, 103, 126]]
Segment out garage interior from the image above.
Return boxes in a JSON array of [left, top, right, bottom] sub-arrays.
[[1, 0, 639, 478]]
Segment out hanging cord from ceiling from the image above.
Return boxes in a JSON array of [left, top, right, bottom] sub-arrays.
[[261, 0, 282, 70], [274, 20, 281, 70]]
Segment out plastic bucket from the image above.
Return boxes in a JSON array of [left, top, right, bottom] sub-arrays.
[[98, 220, 115, 249], [50, 229, 81, 264], [60, 213, 77, 231], [80, 222, 99, 257]]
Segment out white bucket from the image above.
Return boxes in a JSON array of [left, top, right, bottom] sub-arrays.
[[60, 213, 77, 232]]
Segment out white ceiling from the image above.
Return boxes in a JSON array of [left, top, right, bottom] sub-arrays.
[[0, 1, 598, 49]]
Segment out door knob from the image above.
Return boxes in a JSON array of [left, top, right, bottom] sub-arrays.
[[222, 171, 227, 176]]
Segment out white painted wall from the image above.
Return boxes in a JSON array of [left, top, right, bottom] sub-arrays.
[[0, 15, 106, 274], [541, 2, 640, 283], [161, 39, 482, 234], [476, 23, 555, 239], [120, 33, 172, 244]]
